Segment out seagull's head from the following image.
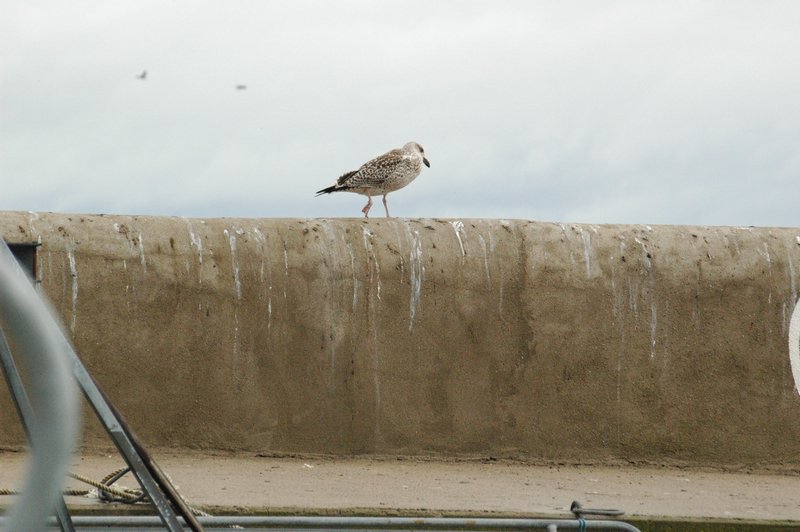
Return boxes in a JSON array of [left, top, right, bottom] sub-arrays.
[[405, 141, 430, 168]]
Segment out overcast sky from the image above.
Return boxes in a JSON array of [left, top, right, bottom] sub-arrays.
[[2, 1, 799, 227]]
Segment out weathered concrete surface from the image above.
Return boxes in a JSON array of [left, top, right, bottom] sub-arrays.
[[2, 451, 800, 523], [1, 212, 799, 469]]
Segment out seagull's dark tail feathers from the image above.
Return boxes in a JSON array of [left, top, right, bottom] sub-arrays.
[[315, 185, 340, 196], [317, 170, 358, 196]]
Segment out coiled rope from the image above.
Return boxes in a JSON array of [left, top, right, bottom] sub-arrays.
[[0, 467, 211, 517]]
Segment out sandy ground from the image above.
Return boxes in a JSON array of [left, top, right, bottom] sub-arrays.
[[1, 451, 799, 524]]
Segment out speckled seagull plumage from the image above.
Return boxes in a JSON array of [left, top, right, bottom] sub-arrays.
[[316, 141, 430, 217]]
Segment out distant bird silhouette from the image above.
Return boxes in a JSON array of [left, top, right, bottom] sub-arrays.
[[136, 70, 147, 80], [316, 142, 430, 218], [235, 84, 247, 90]]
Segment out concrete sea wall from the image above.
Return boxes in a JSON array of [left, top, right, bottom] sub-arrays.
[[1, 212, 799, 469]]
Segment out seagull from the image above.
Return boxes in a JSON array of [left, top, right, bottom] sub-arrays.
[[316, 142, 430, 218], [235, 84, 247, 90], [136, 70, 147, 80]]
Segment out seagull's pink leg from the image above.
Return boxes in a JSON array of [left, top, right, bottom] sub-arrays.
[[382, 194, 391, 218], [361, 196, 373, 218]]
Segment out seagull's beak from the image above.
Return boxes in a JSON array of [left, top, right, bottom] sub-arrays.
[[423, 157, 430, 168]]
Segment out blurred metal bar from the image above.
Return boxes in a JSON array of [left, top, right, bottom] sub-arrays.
[[0, 238, 79, 531], [65, 354, 186, 531], [87, 371, 204, 531], [0, 330, 75, 532]]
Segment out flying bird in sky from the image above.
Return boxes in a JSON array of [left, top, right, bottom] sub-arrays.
[[316, 142, 430, 218], [136, 70, 147, 80]]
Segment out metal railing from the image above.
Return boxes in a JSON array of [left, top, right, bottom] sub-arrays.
[[3, 515, 642, 531]]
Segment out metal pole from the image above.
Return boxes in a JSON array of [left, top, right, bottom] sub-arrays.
[[3, 515, 642, 531], [90, 373, 205, 531], [61, 336, 190, 531]]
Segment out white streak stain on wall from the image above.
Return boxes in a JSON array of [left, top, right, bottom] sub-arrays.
[[558, 224, 577, 269], [478, 234, 491, 286], [637, 234, 657, 360], [650, 302, 658, 360], [27, 211, 39, 238], [282, 240, 289, 300], [347, 242, 358, 312], [137, 232, 146, 272], [406, 223, 424, 333], [357, 225, 382, 445], [451, 220, 466, 259], [486, 226, 503, 314], [252, 226, 272, 331], [361, 226, 381, 301], [225, 228, 243, 381], [67, 241, 78, 333], [185, 219, 204, 283], [580, 228, 591, 278], [609, 241, 626, 443], [317, 222, 339, 384], [759, 242, 774, 305], [392, 224, 406, 279]]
